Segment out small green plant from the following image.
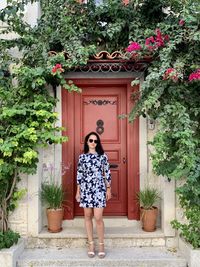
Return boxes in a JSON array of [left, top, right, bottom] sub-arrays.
[[137, 187, 160, 210], [40, 182, 64, 210], [0, 230, 20, 249], [171, 174, 200, 249], [171, 205, 200, 249]]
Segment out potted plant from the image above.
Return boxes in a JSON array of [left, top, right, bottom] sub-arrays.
[[137, 187, 160, 232], [40, 181, 64, 233]]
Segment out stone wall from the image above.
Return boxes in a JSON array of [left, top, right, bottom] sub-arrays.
[[9, 175, 28, 236]]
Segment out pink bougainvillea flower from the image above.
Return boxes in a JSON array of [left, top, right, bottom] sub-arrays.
[[155, 28, 164, 46], [145, 36, 156, 50], [163, 68, 179, 82], [125, 41, 141, 52], [155, 28, 169, 48], [51, 63, 64, 74], [179, 19, 185, 26], [52, 66, 57, 73], [164, 34, 170, 42], [55, 64, 62, 69], [189, 69, 200, 81], [145, 29, 170, 51]]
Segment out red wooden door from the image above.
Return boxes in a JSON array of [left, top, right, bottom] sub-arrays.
[[62, 78, 140, 220], [74, 85, 127, 215]]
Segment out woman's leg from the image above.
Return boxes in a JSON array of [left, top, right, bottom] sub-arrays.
[[94, 208, 105, 255], [84, 208, 94, 255]]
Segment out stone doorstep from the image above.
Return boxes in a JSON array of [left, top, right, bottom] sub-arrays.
[[25, 225, 172, 249], [25, 218, 177, 249], [17, 247, 187, 267], [38, 217, 164, 240]]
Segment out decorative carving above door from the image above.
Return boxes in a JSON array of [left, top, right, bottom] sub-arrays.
[[84, 99, 117, 105]]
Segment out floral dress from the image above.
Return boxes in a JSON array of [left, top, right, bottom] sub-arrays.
[[77, 153, 111, 208]]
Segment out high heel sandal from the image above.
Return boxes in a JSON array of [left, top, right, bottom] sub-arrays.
[[87, 240, 95, 258], [98, 242, 106, 258]]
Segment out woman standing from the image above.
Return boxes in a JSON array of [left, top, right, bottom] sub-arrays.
[[75, 132, 111, 258]]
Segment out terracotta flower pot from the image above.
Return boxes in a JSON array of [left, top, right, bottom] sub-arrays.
[[140, 206, 158, 232], [46, 208, 64, 233]]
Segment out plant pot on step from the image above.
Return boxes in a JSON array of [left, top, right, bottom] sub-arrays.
[[140, 206, 158, 232], [46, 208, 64, 233], [40, 179, 64, 233], [137, 186, 160, 232]]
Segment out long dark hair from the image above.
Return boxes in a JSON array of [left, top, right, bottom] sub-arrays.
[[84, 132, 104, 155]]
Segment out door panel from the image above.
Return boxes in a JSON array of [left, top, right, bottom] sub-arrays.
[[74, 85, 127, 216]]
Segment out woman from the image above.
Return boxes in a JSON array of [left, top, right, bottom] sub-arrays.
[[75, 131, 112, 258]]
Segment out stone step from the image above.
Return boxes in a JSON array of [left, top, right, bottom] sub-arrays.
[[26, 226, 173, 249], [17, 247, 187, 267], [62, 217, 141, 228]]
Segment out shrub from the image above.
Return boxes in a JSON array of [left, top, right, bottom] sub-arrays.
[[0, 230, 20, 249]]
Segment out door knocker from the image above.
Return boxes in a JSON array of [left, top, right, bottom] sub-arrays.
[[96, 119, 104, 135]]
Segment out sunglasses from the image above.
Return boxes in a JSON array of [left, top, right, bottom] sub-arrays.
[[88, 139, 98, 144]]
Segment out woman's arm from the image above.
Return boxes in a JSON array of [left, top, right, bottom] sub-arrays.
[[76, 184, 81, 202], [103, 154, 112, 201], [103, 154, 111, 187], [76, 155, 83, 202]]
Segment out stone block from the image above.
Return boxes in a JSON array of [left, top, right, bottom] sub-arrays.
[[0, 238, 24, 267], [166, 237, 178, 248], [151, 237, 166, 246], [179, 237, 200, 267]]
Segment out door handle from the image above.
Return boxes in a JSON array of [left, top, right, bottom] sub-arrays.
[[110, 164, 118, 168]]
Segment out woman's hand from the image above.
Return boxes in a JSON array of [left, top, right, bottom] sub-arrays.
[[106, 187, 112, 201], [75, 186, 81, 202]]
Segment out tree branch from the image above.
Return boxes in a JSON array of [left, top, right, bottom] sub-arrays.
[[6, 169, 18, 202]]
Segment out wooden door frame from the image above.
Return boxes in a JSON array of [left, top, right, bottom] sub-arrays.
[[62, 78, 139, 220]]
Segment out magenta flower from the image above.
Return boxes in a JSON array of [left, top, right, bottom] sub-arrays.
[[145, 36, 156, 50], [51, 63, 64, 74], [155, 29, 164, 47], [145, 29, 170, 51], [163, 68, 179, 82], [52, 66, 57, 73], [155, 28, 170, 47], [164, 34, 170, 42], [125, 41, 141, 52], [179, 19, 185, 26], [189, 69, 200, 81]]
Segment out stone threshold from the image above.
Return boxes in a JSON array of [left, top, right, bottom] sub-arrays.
[[25, 218, 176, 249], [38, 225, 165, 239], [39, 217, 164, 238]]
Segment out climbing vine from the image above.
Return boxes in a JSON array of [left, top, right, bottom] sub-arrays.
[[127, 1, 200, 248]]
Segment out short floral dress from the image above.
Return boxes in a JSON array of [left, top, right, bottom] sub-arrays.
[[77, 153, 111, 208]]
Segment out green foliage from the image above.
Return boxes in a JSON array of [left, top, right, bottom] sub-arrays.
[[40, 182, 64, 210], [137, 187, 160, 210], [128, 0, 200, 247], [171, 205, 200, 249], [171, 162, 200, 249], [0, 230, 20, 249], [128, 5, 200, 176]]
